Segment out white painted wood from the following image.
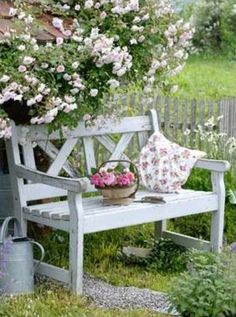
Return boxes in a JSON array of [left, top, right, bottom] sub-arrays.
[[22, 142, 36, 169], [83, 137, 97, 174], [35, 261, 69, 284], [47, 138, 78, 175], [84, 194, 218, 234], [210, 172, 225, 252], [23, 211, 70, 231], [163, 231, 210, 251], [24, 183, 67, 201], [137, 132, 149, 150], [147, 109, 160, 132], [5, 123, 28, 234], [109, 133, 134, 160], [24, 190, 217, 229], [16, 116, 152, 141], [154, 221, 167, 238], [24, 181, 95, 201], [68, 191, 84, 294], [37, 140, 77, 177], [15, 164, 88, 193], [195, 159, 230, 172], [95, 135, 129, 161]]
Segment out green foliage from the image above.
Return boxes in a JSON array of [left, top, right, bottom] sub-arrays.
[[182, 0, 236, 56], [121, 238, 190, 273], [169, 250, 236, 317]]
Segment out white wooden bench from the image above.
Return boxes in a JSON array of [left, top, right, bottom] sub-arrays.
[[6, 109, 230, 294]]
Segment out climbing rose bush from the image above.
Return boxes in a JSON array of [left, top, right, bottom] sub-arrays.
[[0, 0, 193, 138]]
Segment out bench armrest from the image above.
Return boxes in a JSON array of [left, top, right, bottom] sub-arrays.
[[195, 159, 230, 172], [15, 164, 88, 193]]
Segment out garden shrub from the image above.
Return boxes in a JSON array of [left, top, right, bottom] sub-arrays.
[[183, 0, 236, 56], [169, 250, 236, 317]]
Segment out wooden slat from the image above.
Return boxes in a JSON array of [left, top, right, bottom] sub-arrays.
[[35, 261, 69, 284], [138, 132, 149, 150], [15, 164, 88, 193], [37, 140, 77, 177], [164, 97, 170, 138], [173, 98, 179, 143], [84, 194, 217, 234], [109, 133, 134, 160], [47, 139, 78, 176], [182, 99, 187, 146], [163, 231, 210, 251], [83, 137, 96, 174], [16, 116, 152, 141], [190, 99, 197, 147], [95, 135, 129, 160]]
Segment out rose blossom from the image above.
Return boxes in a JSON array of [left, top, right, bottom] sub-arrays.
[[18, 65, 27, 73], [56, 37, 64, 45], [72, 62, 79, 69], [56, 65, 65, 73], [0, 75, 10, 83], [103, 173, 116, 186], [84, 0, 94, 8], [23, 56, 35, 65], [117, 174, 131, 186], [90, 89, 98, 97], [90, 173, 105, 187]]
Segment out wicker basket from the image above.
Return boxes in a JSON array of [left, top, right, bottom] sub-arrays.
[[97, 160, 139, 205]]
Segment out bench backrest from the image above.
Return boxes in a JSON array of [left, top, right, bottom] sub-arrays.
[[6, 109, 159, 205]]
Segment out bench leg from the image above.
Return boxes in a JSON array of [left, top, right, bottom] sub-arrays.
[[68, 192, 84, 295], [69, 226, 84, 294], [210, 172, 225, 253], [210, 209, 224, 252], [154, 220, 167, 240]]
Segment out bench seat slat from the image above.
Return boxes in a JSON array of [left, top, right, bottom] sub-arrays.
[[23, 190, 217, 234]]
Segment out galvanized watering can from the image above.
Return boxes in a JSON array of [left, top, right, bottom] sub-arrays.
[[0, 217, 45, 295]]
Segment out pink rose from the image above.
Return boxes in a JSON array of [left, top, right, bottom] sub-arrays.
[[56, 37, 64, 45], [125, 171, 135, 182], [56, 65, 65, 73], [102, 173, 116, 186], [90, 173, 105, 188], [117, 174, 131, 187]]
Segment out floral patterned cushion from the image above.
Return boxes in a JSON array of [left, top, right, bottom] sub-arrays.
[[138, 131, 206, 193]]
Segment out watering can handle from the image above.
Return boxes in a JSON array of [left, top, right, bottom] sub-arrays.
[[30, 240, 45, 273], [0, 217, 23, 242]]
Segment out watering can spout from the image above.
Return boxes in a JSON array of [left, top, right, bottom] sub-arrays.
[[0, 217, 45, 295]]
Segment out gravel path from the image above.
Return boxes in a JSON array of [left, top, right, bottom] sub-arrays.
[[83, 274, 178, 315], [36, 274, 178, 315]]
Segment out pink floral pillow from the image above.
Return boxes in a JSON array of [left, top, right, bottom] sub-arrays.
[[138, 131, 206, 193]]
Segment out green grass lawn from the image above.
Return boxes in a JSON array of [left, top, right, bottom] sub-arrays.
[[171, 54, 236, 99]]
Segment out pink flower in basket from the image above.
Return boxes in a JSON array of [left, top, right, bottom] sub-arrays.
[[117, 174, 131, 187], [90, 173, 105, 188], [103, 173, 117, 186], [90, 162, 136, 189]]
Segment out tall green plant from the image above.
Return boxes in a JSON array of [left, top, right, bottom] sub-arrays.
[[169, 250, 236, 317]]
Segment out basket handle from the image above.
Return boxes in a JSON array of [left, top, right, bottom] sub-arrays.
[[97, 159, 139, 197]]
